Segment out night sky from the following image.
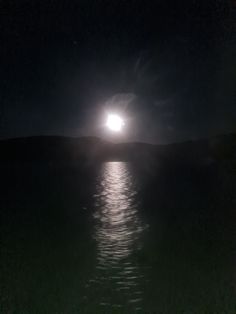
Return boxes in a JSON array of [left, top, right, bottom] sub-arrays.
[[0, 0, 235, 143]]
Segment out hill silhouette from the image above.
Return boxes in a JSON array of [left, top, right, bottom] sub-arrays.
[[0, 133, 235, 165]]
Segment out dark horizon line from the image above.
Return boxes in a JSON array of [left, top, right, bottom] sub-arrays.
[[1, 132, 235, 147]]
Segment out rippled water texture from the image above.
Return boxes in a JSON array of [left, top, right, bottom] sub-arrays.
[[84, 162, 148, 311], [1, 160, 235, 313]]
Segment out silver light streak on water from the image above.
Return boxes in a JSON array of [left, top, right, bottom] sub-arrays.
[[84, 162, 148, 311]]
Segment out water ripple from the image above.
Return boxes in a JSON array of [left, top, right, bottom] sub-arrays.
[[84, 162, 148, 310]]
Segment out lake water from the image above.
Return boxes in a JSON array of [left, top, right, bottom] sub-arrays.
[[1, 161, 235, 313], [84, 162, 149, 311]]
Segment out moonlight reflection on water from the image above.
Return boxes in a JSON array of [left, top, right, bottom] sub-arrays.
[[84, 162, 148, 310]]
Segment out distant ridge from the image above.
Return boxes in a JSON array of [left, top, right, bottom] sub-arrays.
[[0, 133, 235, 164]]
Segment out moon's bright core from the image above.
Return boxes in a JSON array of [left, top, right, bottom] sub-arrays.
[[106, 114, 124, 132]]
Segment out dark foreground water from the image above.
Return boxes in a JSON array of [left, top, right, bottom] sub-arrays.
[[1, 161, 236, 313]]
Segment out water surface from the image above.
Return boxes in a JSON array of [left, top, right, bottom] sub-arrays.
[[0, 161, 235, 313], [83, 162, 148, 311]]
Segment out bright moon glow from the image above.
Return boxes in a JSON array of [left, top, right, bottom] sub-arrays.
[[106, 114, 124, 132]]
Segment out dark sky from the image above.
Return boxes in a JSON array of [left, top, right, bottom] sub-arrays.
[[0, 0, 235, 143]]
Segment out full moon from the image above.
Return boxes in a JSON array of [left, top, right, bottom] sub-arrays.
[[106, 114, 124, 132]]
